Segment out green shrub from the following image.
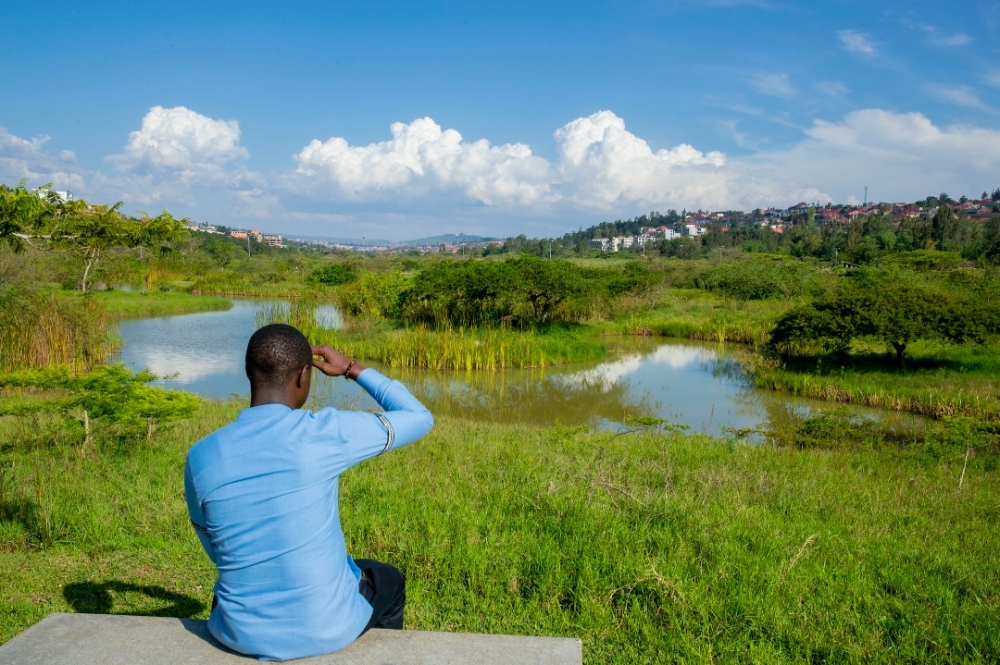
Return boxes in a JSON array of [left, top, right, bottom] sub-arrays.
[[338, 271, 406, 319], [309, 263, 358, 286]]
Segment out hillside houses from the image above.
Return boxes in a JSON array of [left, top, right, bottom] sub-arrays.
[[591, 222, 704, 252], [586, 195, 999, 253]]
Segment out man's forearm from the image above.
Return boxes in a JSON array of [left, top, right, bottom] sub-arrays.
[[355, 369, 433, 448]]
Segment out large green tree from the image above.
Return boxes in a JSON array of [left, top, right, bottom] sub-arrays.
[[0, 182, 57, 252], [1, 185, 189, 291], [768, 271, 999, 365]]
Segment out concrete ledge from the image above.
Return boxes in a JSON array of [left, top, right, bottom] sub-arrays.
[[0, 613, 582, 664]]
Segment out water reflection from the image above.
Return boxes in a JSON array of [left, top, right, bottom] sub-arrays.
[[116, 301, 930, 436], [313, 304, 343, 330], [116, 301, 260, 398]]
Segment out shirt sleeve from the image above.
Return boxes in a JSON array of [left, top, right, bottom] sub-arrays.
[[184, 457, 218, 564], [334, 368, 433, 468]]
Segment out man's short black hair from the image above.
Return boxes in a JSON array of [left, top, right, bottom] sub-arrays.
[[246, 324, 313, 390]]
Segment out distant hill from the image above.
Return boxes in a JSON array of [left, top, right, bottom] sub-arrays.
[[285, 233, 392, 245], [403, 233, 496, 245], [284, 232, 494, 246]]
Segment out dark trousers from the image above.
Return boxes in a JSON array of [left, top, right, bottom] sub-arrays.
[[355, 558, 406, 632]]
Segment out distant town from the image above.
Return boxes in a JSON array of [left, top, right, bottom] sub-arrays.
[[138, 190, 1000, 255]]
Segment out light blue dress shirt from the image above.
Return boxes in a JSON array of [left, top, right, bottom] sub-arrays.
[[184, 369, 433, 661]]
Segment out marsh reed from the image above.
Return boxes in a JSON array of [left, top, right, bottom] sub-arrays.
[[0, 291, 115, 373], [256, 301, 604, 370]]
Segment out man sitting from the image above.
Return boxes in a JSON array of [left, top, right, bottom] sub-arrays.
[[184, 323, 433, 661]]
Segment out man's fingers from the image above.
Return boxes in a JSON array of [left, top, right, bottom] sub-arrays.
[[310, 345, 347, 377]]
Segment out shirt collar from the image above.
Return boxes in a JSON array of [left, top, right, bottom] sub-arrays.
[[236, 403, 294, 421]]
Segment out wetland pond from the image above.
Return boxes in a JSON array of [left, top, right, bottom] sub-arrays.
[[116, 300, 928, 437]]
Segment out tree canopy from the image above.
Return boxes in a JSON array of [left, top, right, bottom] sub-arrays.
[[0, 182, 57, 252], [768, 270, 1000, 365], [0, 184, 189, 291], [399, 256, 656, 327]]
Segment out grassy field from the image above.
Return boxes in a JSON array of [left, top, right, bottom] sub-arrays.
[[751, 341, 1000, 422], [55, 290, 232, 320], [589, 284, 1000, 423], [1, 404, 996, 663], [597, 287, 793, 351]]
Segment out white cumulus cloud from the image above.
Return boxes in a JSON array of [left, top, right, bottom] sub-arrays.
[[747, 109, 1000, 202], [294, 117, 552, 206], [0, 126, 85, 192], [291, 111, 734, 213], [112, 106, 248, 170], [552, 110, 728, 210], [8, 105, 1000, 240]]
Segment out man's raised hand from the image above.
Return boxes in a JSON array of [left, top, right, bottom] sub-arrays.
[[311, 345, 350, 377], [312, 345, 367, 379]]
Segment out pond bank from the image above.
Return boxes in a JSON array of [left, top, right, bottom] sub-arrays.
[[55, 290, 232, 320], [116, 301, 930, 436], [94, 288, 1000, 424]]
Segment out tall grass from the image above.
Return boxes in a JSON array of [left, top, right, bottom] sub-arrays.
[[319, 324, 604, 370], [257, 302, 605, 370], [192, 270, 322, 298], [0, 290, 115, 373], [57, 290, 232, 320], [254, 301, 320, 333], [603, 288, 788, 351], [0, 409, 996, 662], [752, 351, 1000, 422]]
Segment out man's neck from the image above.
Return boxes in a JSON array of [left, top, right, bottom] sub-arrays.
[[250, 389, 298, 409]]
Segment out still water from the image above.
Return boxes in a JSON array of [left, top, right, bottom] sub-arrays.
[[116, 300, 927, 436]]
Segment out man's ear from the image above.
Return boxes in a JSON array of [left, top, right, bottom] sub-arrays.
[[296, 364, 310, 389]]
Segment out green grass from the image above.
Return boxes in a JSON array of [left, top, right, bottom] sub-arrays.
[[0, 405, 997, 663], [320, 323, 605, 370], [191, 270, 328, 298], [600, 288, 794, 351], [254, 301, 607, 370], [0, 291, 114, 373], [53, 290, 233, 320], [753, 341, 1000, 422]]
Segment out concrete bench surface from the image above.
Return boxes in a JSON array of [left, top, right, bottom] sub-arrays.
[[0, 613, 582, 665]]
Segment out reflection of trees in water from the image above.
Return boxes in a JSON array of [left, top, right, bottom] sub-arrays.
[[390, 367, 656, 428], [708, 357, 753, 387], [732, 383, 931, 437], [306, 336, 928, 437]]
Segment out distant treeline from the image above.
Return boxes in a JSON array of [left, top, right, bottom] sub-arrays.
[[496, 208, 1000, 265]]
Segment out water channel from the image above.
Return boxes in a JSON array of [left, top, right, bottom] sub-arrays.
[[115, 300, 928, 437]]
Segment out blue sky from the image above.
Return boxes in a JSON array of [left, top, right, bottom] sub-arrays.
[[3, 1, 1000, 240]]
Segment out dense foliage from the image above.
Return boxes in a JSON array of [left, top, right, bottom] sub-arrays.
[[695, 257, 821, 302], [498, 201, 1000, 267], [308, 262, 358, 286], [0, 183, 189, 291], [0, 287, 113, 372], [400, 256, 656, 327], [768, 269, 1000, 364]]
